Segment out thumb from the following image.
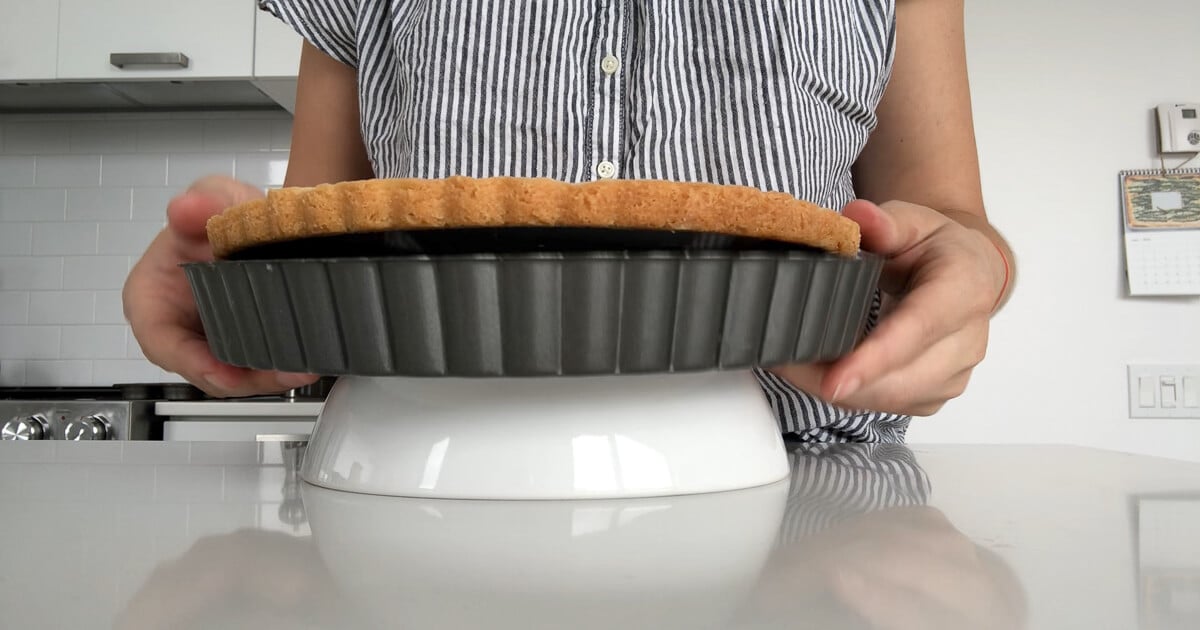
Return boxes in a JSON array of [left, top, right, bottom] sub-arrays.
[[166, 176, 264, 242], [841, 199, 904, 256]]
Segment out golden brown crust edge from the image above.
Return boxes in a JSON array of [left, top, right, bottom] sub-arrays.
[[206, 177, 861, 259]]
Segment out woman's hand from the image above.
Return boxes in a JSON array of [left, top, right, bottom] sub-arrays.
[[123, 176, 318, 397], [772, 199, 1010, 416]]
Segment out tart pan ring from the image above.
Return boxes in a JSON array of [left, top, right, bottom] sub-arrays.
[[183, 250, 883, 377]]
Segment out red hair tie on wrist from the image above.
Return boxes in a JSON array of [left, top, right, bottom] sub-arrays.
[[990, 241, 1010, 313]]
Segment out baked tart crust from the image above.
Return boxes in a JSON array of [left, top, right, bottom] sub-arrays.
[[206, 176, 861, 259]]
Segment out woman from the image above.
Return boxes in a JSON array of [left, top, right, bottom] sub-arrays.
[[124, 0, 1014, 442]]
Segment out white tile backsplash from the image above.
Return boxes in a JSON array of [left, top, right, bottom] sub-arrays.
[[130, 187, 175, 221], [1, 112, 292, 386], [269, 118, 293, 151], [0, 189, 66, 221], [0, 156, 36, 186], [0, 291, 29, 324], [202, 119, 274, 152], [32, 222, 99, 255], [34, 155, 102, 187], [0, 359, 26, 385], [61, 325, 127, 359], [92, 290, 125, 324], [66, 188, 133, 221], [136, 120, 204, 153], [93, 359, 181, 385], [126, 331, 145, 359], [0, 222, 33, 255], [25, 359, 92, 385], [166, 153, 236, 187], [0, 325, 60, 359], [62, 255, 129, 289], [29, 291, 94, 325], [102, 154, 168, 187], [0, 256, 63, 290], [234, 152, 289, 187], [3, 122, 70, 154], [98, 222, 162, 255], [69, 122, 139, 154]]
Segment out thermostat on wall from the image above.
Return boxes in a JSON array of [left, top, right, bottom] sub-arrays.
[[1156, 103, 1200, 154]]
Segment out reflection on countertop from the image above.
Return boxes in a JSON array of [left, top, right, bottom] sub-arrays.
[[1, 441, 1199, 629]]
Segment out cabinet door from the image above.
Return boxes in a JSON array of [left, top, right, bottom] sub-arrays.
[[0, 0, 59, 81], [57, 0, 254, 80], [254, 10, 302, 77]]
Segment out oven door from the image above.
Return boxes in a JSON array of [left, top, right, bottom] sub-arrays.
[[156, 401, 320, 441]]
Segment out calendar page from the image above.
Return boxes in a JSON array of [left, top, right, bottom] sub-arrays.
[[1119, 169, 1200, 297]]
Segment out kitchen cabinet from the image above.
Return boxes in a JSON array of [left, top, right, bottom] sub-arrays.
[[254, 10, 303, 78], [56, 0, 255, 80], [0, 1, 59, 81], [250, 10, 303, 113]]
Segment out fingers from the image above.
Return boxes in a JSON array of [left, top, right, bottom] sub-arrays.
[[839, 325, 984, 416], [138, 321, 314, 397], [811, 202, 997, 412], [124, 177, 314, 398], [772, 323, 982, 417], [843, 199, 952, 257], [166, 176, 264, 243]]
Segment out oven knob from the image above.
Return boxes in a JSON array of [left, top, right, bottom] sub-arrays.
[[65, 415, 111, 441], [2, 415, 50, 441]]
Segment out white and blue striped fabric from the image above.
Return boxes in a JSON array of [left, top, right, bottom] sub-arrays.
[[260, 0, 911, 442]]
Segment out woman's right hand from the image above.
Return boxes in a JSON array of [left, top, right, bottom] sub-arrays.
[[123, 176, 318, 397]]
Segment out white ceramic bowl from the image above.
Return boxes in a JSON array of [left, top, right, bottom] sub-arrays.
[[300, 371, 789, 499]]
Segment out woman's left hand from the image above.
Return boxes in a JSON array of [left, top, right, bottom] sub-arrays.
[[772, 199, 1009, 417]]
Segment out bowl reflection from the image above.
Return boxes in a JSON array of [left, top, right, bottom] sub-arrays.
[[301, 477, 790, 629]]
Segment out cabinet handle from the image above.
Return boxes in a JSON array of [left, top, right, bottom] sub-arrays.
[[109, 52, 190, 69]]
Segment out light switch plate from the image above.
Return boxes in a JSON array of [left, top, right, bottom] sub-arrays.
[[1129, 364, 1200, 419]]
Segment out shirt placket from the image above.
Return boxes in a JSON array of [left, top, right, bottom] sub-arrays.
[[588, 0, 626, 180]]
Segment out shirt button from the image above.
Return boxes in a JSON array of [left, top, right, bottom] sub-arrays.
[[600, 54, 620, 75], [595, 160, 617, 179]]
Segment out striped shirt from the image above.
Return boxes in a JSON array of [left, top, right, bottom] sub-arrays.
[[260, 0, 911, 442]]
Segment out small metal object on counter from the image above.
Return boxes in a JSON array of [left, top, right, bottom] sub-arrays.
[[256, 433, 309, 528], [279, 440, 307, 528], [185, 250, 883, 377]]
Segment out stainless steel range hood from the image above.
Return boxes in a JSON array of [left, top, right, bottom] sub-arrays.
[[0, 78, 297, 113]]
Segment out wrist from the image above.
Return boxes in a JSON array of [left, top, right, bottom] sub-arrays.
[[937, 208, 1015, 313]]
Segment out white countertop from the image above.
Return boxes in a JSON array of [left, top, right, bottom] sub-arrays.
[[1, 441, 1198, 630]]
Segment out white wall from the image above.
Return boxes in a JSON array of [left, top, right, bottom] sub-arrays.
[[906, 0, 1200, 461], [0, 111, 292, 387]]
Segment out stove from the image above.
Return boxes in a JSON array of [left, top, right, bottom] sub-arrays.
[[0, 386, 163, 441], [0, 380, 335, 441]]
